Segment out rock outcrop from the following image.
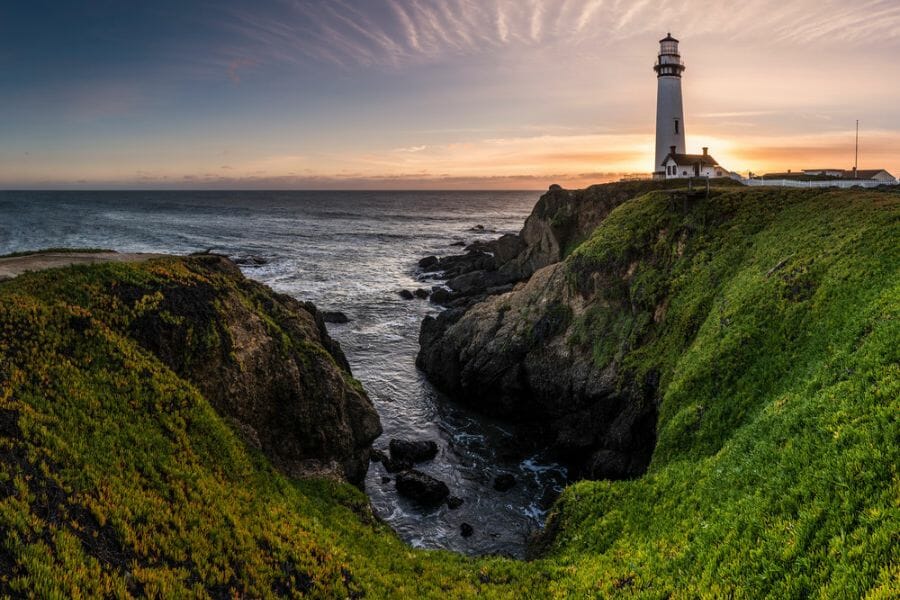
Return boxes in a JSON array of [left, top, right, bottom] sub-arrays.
[[388, 439, 439, 464], [116, 254, 382, 485], [418, 182, 673, 311], [415, 182, 704, 479], [395, 470, 450, 505], [418, 261, 656, 479]]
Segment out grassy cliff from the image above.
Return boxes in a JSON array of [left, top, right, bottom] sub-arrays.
[[1, 186, 897, 597], [551, 187, 899, 596]]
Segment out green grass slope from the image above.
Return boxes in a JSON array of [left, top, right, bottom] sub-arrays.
[[0, 186, 897, 598], [0, 259, 537, 598], [554, 187, 899, 597]]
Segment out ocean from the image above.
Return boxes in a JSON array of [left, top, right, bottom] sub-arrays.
[[0, 190, 569, 557]]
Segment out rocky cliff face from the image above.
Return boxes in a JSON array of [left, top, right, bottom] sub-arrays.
[[418, 181, 739, 479], [418, 261, 656, 479], [505, 182, 657, 278], [105, 254, 381, 485], [423, 181, 690, 311]]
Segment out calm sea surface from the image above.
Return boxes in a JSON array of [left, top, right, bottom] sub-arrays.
[[0, 190, 568, 557]]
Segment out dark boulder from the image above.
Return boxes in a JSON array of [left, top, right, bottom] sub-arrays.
[[437, 251, 495, 278], [446, 496, 464, 510], [389, 439, 439, 464], [493, 474, 516, 492], [430, 287, 451, 305], [447, 270, 514, 296], [418, 256, 439, 270], [449, 241, 466, 247], [395, 470, 450, 505], [414, 288, 429, 299], [465, 234, 525, 266], [460, 523, 474, 537], [398, 289, 415, 300], [322, 311, 350, 324]]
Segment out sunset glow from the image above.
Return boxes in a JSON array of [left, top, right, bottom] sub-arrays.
[[3, 1, 899, 189]]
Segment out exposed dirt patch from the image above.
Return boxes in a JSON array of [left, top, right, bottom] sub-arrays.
[[0, 251, 168, 282]]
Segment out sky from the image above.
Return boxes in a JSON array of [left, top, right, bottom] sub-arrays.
[[2, 0, 899, 190]]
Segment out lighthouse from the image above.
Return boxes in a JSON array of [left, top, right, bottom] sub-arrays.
[[653, 33, 686, 178]]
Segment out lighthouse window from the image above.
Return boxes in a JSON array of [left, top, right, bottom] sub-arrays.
[[674, 119, 679, 134]]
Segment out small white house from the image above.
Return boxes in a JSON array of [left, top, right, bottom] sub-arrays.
[[660, 146, 725, 179], [842, 169, 896, 183], [763, 168, 897, 184]]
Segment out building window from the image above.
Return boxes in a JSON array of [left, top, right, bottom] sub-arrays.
[[674, 119, 679, 134]]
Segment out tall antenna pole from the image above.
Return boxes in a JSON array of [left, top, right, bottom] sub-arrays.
[[855, 120, 859, 177]]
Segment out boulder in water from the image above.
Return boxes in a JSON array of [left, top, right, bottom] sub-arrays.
[[398, 289, 415, 300], [389, 439, 438, 464], [322, 311, 350, 324], [418, 256, 439, 270], [446, 496, 464, 510], [414, 288, 429, 299], [460, 523, 474, 537], [430, 287, 451, 305], [395, 470, 450, 505]]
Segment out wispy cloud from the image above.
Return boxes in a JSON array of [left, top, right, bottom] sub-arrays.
[[576, 0, 604, 33], [219, 0, 900, 69]]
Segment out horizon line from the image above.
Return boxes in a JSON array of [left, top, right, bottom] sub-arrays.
[[0, 187, 551, 193]]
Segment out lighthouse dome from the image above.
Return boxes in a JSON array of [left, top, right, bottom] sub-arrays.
[[659, 33, 680, 58]]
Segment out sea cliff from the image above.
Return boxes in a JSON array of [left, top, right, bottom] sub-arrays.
[[418, 183, 899, 488]]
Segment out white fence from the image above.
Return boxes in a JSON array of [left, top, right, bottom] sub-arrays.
[[743, 178, 897, 189]]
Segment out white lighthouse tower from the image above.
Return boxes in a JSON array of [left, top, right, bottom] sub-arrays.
[[653, 33, 686, 178]]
